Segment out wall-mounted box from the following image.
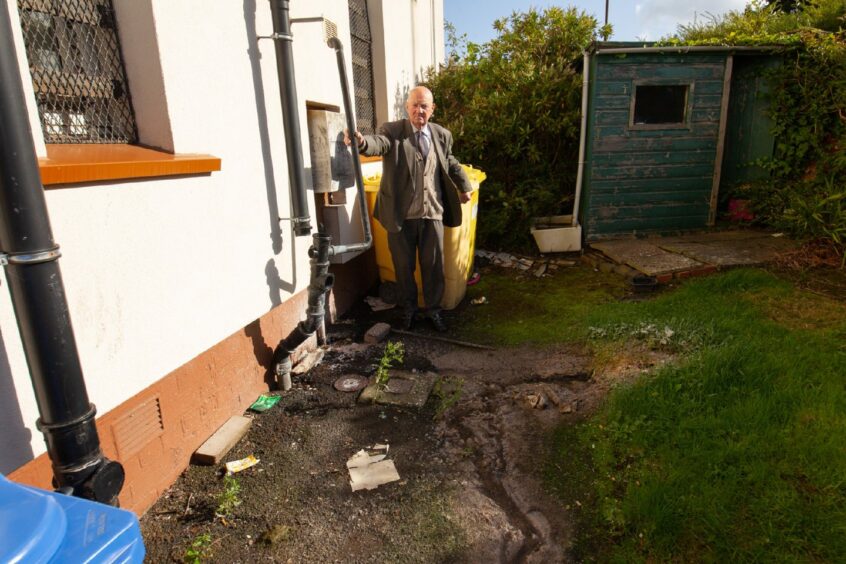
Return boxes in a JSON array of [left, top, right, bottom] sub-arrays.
[[307, 108, 354, 194]]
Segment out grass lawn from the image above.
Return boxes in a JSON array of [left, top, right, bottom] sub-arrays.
[[462, 266, 846, 561]]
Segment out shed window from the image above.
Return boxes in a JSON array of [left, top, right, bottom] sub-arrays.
[[632, 84, 689, 125]]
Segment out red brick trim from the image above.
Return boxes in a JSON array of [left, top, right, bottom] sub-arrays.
[[8, 290, 310, 515]]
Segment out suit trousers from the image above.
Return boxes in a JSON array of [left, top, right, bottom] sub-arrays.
[[387, 218, 444, 315]]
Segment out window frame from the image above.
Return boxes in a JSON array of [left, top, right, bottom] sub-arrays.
[[628, 80, 695, 131], [18, 0, 139, 144], [347, 0, 377, 135]]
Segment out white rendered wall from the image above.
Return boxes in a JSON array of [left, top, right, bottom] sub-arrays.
[[0, 0, 361, 471], [371, 0, 443, 123]]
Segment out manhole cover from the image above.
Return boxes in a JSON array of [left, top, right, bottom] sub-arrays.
[[334, 375, 368, 392]]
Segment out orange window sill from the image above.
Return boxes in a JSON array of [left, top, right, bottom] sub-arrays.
[[38, 144, 221, 186]]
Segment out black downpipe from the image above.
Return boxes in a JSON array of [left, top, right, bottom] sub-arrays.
[[0, 7, 123, 504], [272, 233, 333, 389], [269, 0, 311, 237], [266, 4, 373, 388]]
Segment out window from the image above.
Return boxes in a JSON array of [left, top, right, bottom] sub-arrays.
[[18, 0, 137, 143], [348, 0, 377, 134], [631, 84, 690, 128]]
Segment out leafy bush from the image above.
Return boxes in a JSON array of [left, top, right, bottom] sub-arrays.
[[427, 8, 604, 250], [374, 340, 404, 390]]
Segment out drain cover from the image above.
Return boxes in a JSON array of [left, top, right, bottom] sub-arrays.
[[334, 374, 368, 392]]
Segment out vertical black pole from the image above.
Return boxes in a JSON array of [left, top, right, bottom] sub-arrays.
[[0, 5, 123, 504], [269, 0, 312, 237]]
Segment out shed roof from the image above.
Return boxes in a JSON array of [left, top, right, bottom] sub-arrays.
[[590, 41, 785, 56]]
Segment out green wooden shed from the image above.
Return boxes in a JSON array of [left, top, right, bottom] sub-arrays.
[[577, 42, 780, 241]]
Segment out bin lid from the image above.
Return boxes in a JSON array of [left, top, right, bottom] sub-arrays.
[[0, 474, 67, 563], [364, 174, 381, 191], [460, 164, 486, 184]]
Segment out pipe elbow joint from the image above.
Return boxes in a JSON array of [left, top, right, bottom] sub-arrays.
[[327, 36, 343, 51]]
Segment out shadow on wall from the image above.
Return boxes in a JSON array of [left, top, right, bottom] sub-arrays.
[[393, 79, 411, 121], [264, 259, 284, 308], [244, 318, 276, 389], [0, 328, 35, 474], [244, 0, 295, 299]]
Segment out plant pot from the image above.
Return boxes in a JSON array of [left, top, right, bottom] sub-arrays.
[[631, 275, 658, 293], [530, 215, 582, 253]]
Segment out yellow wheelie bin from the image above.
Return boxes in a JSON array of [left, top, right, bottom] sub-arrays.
[[364, 164, 485, 310]]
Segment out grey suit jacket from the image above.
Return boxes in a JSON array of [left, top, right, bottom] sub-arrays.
[[360, 119, 472, 233]]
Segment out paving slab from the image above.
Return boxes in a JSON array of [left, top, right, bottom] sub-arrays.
[[659, 234, 796, 267], [660, 230, 777, 243], [193, 415, 252, 465], [590, 239, 704, 276], [358, 370, 439, 408]]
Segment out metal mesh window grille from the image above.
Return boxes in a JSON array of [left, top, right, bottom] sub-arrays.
[[17, 0, 138, 144], [348, 0, 376, 134]]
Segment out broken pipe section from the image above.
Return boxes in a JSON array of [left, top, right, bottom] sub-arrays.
[[272, 233, 334, 390], [267, 2, 371, 390]]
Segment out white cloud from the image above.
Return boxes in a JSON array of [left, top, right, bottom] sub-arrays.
[[634, 0, 749, 40]]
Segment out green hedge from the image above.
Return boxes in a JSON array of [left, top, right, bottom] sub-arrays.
[[426, 8, 603, 250]]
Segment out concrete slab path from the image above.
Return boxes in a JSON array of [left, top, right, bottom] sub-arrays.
[[589, 230, 796, 280]]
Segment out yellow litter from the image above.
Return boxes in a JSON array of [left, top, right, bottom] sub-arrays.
[[225, 454, 260, 475]]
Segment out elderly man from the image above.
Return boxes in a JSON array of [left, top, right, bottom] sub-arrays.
[[347, 86, 472, 331]]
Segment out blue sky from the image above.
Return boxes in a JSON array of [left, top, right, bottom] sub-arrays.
[[444, 0, 751, 44]]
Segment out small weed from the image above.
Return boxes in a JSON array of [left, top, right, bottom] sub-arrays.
[[375, 341, 404, 390], [588, 320, 708, 352], [183, 532, 213, 564], [215, 475, 241, 518], [432, 376, 463, 418]]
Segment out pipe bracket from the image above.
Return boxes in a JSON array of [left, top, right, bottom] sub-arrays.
[[0, 246, 61, 266], [257, 32, 293, 41]]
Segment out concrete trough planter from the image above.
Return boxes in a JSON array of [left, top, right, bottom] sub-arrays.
[[530, 215, 582, 253]]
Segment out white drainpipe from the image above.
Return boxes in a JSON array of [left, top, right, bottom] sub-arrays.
[[572, 49, 591, 227]]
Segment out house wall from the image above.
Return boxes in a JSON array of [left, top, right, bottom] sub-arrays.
[[582, 53, 727, 240], [2, 0, 442, 515], [369, 0, 443, 125]]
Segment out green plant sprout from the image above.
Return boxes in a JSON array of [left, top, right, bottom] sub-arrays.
[[432, 376, 463, 419], [215, 474, 241, 518], [374, 340, 404, 390], [183, 532, 212, 564]]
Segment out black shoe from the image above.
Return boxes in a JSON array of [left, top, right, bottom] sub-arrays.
[[401, 312, 415, 330], [430, 312, 447, 332]]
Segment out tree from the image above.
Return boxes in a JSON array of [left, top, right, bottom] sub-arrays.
[[766, 0, 810, 13], [427, 8, 602, 249]]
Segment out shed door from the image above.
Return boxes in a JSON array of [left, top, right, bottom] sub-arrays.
[[721, 56, 778, 188]]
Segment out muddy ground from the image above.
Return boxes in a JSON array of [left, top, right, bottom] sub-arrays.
[[141, 288, 670, 563], [140, 240, 845, 563]]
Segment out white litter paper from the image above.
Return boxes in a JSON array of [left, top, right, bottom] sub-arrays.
[[365, 296, 395, 312], [347, 444, 399, 491], [349, 460, 400, 491]]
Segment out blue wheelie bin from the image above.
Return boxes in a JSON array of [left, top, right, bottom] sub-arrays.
[[0, 473, 145, 563]]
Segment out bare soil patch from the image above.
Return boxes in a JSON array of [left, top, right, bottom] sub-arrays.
[[141, 304, 661, 563]]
